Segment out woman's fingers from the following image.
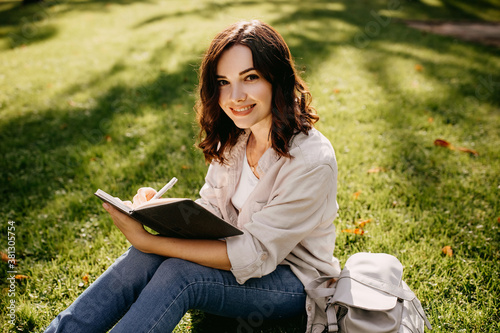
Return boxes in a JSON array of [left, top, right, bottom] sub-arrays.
[[132, 187, 157, 207]]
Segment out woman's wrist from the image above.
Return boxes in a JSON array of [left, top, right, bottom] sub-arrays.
[[132, 231, 157, 253]]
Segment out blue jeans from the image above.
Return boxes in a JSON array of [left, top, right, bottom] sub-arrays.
[[44, 247, 306, 333]]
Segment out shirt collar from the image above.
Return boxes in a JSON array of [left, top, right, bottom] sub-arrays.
[[222, 130, 280, 178]]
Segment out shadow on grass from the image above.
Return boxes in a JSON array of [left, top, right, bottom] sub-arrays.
[[132, 1, 238, 29], [0, 0, 237, 49], [269, 0, 500, 266], [3, 0, 496, 51], [1, 0, 500, 331], [0, 40, 201, 251], [412, 0, 500, 21]]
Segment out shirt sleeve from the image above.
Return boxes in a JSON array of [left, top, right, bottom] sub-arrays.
[[194, 163, 224, 219], [226, 162, 337, 284]]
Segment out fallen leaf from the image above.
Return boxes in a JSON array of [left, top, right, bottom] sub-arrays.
[[105, 135, 112, 142], [342, 228, 364, 235], [415, 64, 423, 72], [15, 275, 29, 280], [1, 252, 16, 265], [434, 139, 478, 156], [442, 245, 453, 257], [352, 191, 362, 200], [367, 167, 386, 173], [434, 139, 454, 149], [428, 117, 434, 123], [457, 147, 479, 157], [82, 274, 89, 285], [498, 217, 500, 223], [355, 219, 372, 228]]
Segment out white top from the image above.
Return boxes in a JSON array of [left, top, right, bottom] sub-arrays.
[[231, 150, 259, 211]]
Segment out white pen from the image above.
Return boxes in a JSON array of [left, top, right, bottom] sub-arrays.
[[152, 177, 178, 199]]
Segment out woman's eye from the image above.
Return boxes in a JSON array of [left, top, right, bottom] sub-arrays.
[[218, 80, 229, 86], [245, 74, 259, 81]]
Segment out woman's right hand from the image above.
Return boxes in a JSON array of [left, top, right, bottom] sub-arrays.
[[122, 187, 157, 209]]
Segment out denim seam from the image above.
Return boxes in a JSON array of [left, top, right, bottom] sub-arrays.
[[224, 285, 305, 296]]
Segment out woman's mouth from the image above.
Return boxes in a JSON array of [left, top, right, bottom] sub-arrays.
[[230, 104, 255, 116]]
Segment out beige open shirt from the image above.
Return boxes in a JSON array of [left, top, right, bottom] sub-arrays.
[[195, 128, 341, 332]]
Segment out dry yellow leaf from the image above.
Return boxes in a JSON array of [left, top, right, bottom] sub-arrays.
[[442, 245, 453, 257], [434, 139, 454, 150], [342, 228, 364, 235], [1, 252, 16, 265], [367, 167, 386, 173], [457, 147, 479, 157], [355, 219, 372, 228]]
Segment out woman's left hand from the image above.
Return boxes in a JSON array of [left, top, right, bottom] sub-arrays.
[[102, 203, 152, 250]]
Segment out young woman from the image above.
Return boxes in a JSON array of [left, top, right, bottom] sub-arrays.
[[45, 20, 341, 333]]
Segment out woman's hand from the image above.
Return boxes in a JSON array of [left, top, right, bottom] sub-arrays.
[[121, 187, 157, 208], [103, 187, 231, 270], [102, 202, 153, 251]]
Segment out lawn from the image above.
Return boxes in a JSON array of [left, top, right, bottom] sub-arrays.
[[0, 0, 499, 332]]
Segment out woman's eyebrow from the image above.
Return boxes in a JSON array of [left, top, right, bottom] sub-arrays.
[[216, 67, 256, 79], [239, 67, 256, 75]]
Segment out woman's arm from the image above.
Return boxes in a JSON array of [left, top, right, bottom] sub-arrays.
[[103, 203, 231, 271]]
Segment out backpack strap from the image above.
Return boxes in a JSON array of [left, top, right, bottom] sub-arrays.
[[342, 271, 416, 301], [304, 276, 339, 333], [304, 276, 336, 298], [410, 296, 433, 330]]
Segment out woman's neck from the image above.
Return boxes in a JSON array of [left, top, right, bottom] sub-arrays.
[[248, 130, 271, 154], [246, 131, 271, 178]]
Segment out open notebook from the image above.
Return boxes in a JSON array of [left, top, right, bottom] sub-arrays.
[[95, 189, 243, 239]]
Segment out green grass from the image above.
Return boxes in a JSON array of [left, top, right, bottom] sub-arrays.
[[1, 0, 499, 332]]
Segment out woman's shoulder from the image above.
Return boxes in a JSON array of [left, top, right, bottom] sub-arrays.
[[288, 128, 337, 171]]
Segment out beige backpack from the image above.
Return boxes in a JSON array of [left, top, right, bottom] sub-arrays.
[[307, 253, 432, 333]]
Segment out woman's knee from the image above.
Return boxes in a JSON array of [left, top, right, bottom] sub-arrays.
[[150, 258, 224, 305], [107, 246, 166, 284], [153, 258, 212, 283]]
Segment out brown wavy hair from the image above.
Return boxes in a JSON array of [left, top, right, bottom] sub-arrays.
[[196, 20, 319, 164]]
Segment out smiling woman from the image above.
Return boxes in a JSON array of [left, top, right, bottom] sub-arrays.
[[197, 20, 319, 166], [44, 20, 339, 333], [216, 45, 274, 147]]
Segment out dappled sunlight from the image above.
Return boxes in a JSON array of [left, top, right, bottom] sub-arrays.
[[1, 0, 499, 332]]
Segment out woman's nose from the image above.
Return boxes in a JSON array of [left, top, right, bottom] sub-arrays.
[[230, 83, 246, 103]]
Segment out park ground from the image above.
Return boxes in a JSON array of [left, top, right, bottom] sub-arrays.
[[0, 0, 499, 332]]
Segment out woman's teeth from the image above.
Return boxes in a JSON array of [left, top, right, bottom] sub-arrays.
[[233, 105, 254, 112]]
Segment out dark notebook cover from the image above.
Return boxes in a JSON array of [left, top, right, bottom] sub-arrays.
[[95, 189, 243, 239]]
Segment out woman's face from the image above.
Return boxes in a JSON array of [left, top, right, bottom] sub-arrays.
[[216, 44, 273, 134]]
